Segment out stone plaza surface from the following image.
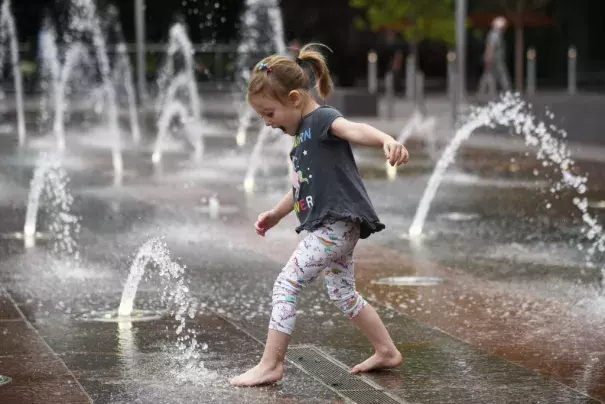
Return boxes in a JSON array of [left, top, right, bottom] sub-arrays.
[[0, 94, 604, 403]]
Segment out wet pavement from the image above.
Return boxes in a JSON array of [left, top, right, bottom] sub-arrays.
[[0, 104, 604, 403]]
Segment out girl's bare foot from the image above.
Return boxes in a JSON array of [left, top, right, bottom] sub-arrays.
[[230, 363, 284, 387], [351, 349, 403, 374]]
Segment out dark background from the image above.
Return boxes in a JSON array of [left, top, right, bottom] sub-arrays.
[[9, 0, 605, 91]]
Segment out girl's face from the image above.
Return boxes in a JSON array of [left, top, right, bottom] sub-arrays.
[[248, 93, 302, 136]]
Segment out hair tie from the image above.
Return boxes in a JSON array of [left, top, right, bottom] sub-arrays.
[[295, 57, 302, 66], [258, 62, 272, 73]]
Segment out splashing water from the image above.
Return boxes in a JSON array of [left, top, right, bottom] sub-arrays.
[[154, 24, 205, 163], [53, 43, 89, 150], [235, 109, 254, 148], [153, 99, 203, 164], [37, 21, 92, 149], [117, 238, 202, 363], [66, 0, 123, 181], [243, 125, 286, 192], [236, 1, 291, 190], [408, 103, 509, 237], [23, 154, 80, 257], [397, 112, 438, 158], [409, 93, 605, 289], [38, 18, 60, 134], [113, 43, 141, 144], [156, 24, 201, 122], [388, 111, 438, 180], [234, 0, 287, 147], [41, 6, 138, 151], [0, 0, 25, 145], [101, 5, 141, 144], [208, 194, 220, 219]]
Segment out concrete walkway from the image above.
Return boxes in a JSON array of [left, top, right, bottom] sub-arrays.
[[0, 134, 603, 403]]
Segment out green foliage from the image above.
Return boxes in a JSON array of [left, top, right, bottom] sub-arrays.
[[350, 0, 456, 45], [473, 0, 551, 12]]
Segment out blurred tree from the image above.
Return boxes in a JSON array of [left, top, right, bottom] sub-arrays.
[[350, 0, 456, 67], [473, 0, 552, 92]]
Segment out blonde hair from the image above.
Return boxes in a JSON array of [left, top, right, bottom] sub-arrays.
[[247, 43, 334, 103]]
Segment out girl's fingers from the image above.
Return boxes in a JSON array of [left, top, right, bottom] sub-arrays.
[[398, 148, 408, 165], [393, 147, 401, 165]]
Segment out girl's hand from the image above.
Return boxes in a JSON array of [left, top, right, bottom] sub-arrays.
[[254, 210, 280, 236], [383, 139, 409, 166]]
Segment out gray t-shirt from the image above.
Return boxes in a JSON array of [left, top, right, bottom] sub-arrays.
[[289, 106, 385, 239]]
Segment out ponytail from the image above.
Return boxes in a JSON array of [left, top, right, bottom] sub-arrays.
[[247, 42, 334, 103], [297, 43, 334, 100]]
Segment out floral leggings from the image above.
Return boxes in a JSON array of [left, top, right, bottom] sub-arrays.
[[269, 220, 368, 335]]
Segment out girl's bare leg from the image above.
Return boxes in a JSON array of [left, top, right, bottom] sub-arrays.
[[230, 329, 290, 387], [350, 304, 402, 374]]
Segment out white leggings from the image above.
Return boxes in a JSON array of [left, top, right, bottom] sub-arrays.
[[269, 220, 368, 335]]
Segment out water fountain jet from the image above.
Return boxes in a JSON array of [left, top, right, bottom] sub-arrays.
[[114, 43, 141, 144], [154, 24, 205, 163], [234, 2, 295, 190], [152, 99, 203, 164], [67, 0, 123, 181], [85, 238, 205, 365], [0, 0, 25, 146], [234, 0, 287, 147], [39, 8, 139, 151], [408, 97, 523, 237], [408, 93, 605, 291], [103, 5, 141, 145], [156, 24, 202, 123], [52, 43, 89, 151], [242, 126, 291, 193], [38, 18, 60, 135], [3, 155, 81, 256], [243, 125, 272, 193], [387, 112, 438, 181]]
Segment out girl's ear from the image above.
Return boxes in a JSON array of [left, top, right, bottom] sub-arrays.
[[288, 90, 302, 107]]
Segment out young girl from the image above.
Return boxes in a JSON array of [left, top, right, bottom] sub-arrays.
[[230, 43, 408, 387]]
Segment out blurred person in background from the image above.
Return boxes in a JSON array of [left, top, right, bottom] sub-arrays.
[[477, 16, 511, 98], [383, 29, 405, 95]]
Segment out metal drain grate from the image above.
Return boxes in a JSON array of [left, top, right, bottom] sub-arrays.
[[287, 345, 407, 404]]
